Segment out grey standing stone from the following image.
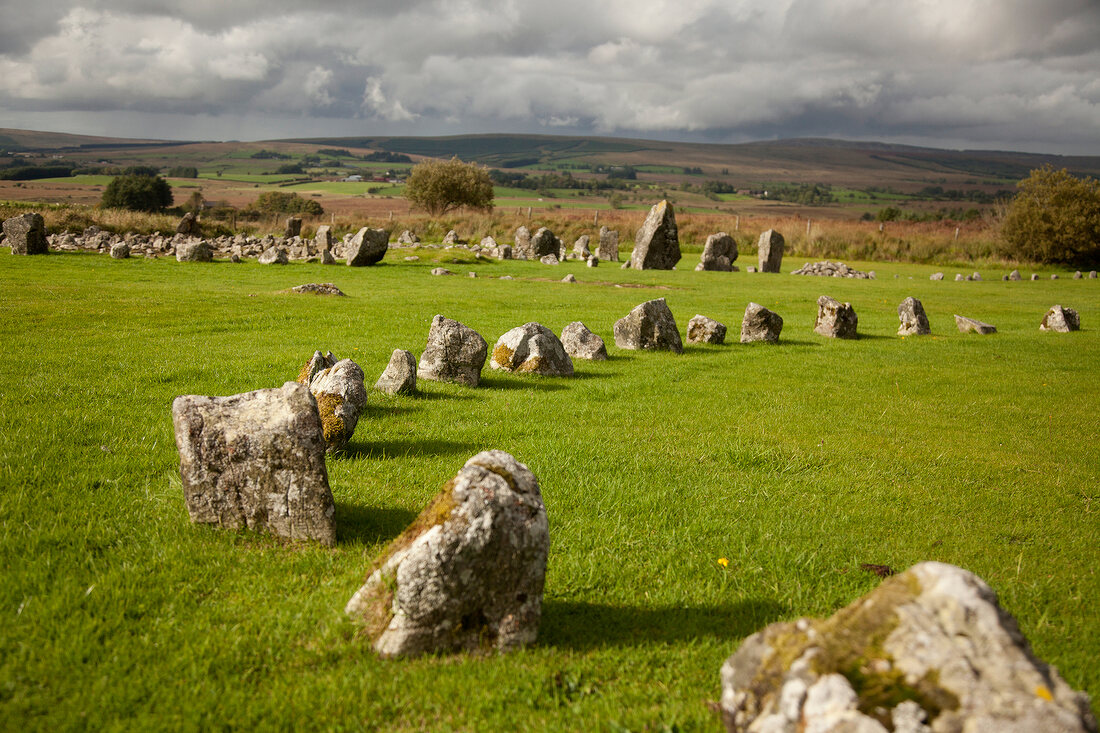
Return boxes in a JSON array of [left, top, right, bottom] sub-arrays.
[[687, 314, 727, 344], [442, 229, 461, 245], [345, 450, 549, 658], [513, 226, 531, 258], [1009, 269, 1022, 281], [258, 246, 288, 265], [302, 358, 368, 453], [757, 229, 784, 273], [171, 382, 336, 545], [1051, 274, 1059, 280], [560, 273, 576, 283], [1040, 305, 1080, 333], [497, 244, 512, 260], [573, 235, 591, 259], [955, 314, 997, 334], [3, 213, 48, 255], [175, 240, 213, 262], [313, 225, 333, 252], [490, 323, 574, 377], [1073, 271, 1083, 280], [897, 296, 931, 336], [540, 254, 560, 266], [396, 230, 420, 245], [375, 349, 418, 395], [530, 227, 560, 259], [814, 296, 858, 339], [284, 217, 302, 239], [418, 315, 488, 387], [930, 272, 944, 280], [740, 303, 783, 343], [630, 200, 681, 270], [1090, 271, 1097, 279], [561, 322, 608, 361], [346, 227, 388, 266], [613, 298, 683, 353], [321, 249, 336, 265], [175, 212, 198, 236], [109, 242, 130, 259], [586, 256, 598, 268], [956, 273, 966, 281], [700, 232, 738, 271], [719, 562, 1097, 733], [597, 226, 620, 261]]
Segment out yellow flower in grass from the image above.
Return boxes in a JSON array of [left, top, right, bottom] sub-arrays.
[[717, 557, 729, 568]]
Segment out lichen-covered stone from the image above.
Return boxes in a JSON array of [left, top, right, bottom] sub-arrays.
[[955, 314, 997, 334], [700, 232, 738, 271], [613, 298, 683, 353], [597, 226, 620, 261], [397, 230, 419, 245], [175, 212, 198, 236], [109, 242, 130, 259], [687, 314, 727, 344], [1040, 305, 1080, 333], [258, 246, 288, 265], [313, 225, 333, 251], [490, 323, 574, 377], [175, 240, 213, 262], [898, 297, 931, 336], [814, 295, 858, 339], [573, 235, 591, 259], [297, 350, 336, 386], [171, 381, 336, 545], [513, 226, 531, 258], [528, 227, 560, 259], [630, 200, 680, 270], [757, 229, 784, 273], [375, 349, 417, 395], [291, 283, 346, 296], [417, 315, 488, 387], [561, 321, 608, 361], [345, 450, 549, 658], [284, 217, 302, 239], [4, 213, 48, 255], [741, 303, 783, 343], [307, 359, 368, 452], [719, 562, 1097, 733], [346, 227, 388, 266]]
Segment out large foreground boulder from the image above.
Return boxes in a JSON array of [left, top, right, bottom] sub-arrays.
[[720, 562, 1097, 733], [346, 227, 388, 266], [171, 382, 336, 545], [757, 229, 784, 273], [1040, 305, 1080, 332], [491, 323, 574, 376], [630, 200, 681, 270], [345, 450, 549, 658], [299, 357, 368, 453], [699, 232, 738, 271], [175, 240, 213, 262], [814, 295, 858, 339], [686, 314, 727, 344], [3, 213, 48, 255], [741, 303, 783, 343], [417, 315, 488, 386], [561, 321, 608, 361], [375, 349, 417, 395], [898, 296, 931, 336], [613, 298, 683, 353]]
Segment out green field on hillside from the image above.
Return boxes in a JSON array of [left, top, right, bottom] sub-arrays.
[[1, 250, 1097, 731]]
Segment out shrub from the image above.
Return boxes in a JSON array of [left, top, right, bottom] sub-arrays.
[[999, 166, 1100, 265], [101, 174, 173, 212], [404, 157, 494, 216], [246, 191, 323, 216], [166, 166, 199, 178], [275, 163, 305, 175]]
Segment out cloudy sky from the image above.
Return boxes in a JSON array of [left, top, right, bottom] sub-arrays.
[[1, 1, 1098, 154]]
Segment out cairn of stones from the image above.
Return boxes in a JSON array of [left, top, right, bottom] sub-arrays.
[[792, 261, 874, 279]]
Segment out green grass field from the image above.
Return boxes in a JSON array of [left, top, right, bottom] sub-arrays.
[[1, 250, 1097, 731]]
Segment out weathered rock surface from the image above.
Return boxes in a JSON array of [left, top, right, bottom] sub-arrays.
[[171, 381, 336, 545], [314, 225, 333, 251], [430, 267, 454, 276], [442, 230, 461, 245], [1090, 271, 1097, 279], [297, 356, 368, 453], [346, 227, 388, 266], [560, 273, 576, 283], [719, 561, 1097, 733], [561, 322, 608, 361], [418, 315, 488, 387], [898, 296, 931, 336], [955, 314, 997, 334], [530, 227, 561, 260], [490, 323, 574, 377], [814, 295, 858, 339], [586, 256, 598, 268], [109, 242, 130, 259], [1074, 271, 1083, 280], [284, 217, 302, 239], [175, 240, 213, 262], [614, 298, 683, 353], [4, 213, 49, 255], [1031, 274, 1040, 281], [930, 272, 944, 281], [630, 200, 681, 270], [573, 235, 591, 259], [375, 349, 417, 395], [321, 249, 336, 265], [291, 283, 346, 296], [540, 254, 560, 266], [513, 226, 531, 258], [741, 303, 783, 343], [258, 246, 288, 265], [1009, 269, 1022, 281], [1040, 305, 1081, 333], [176, 212, 198, 236], [597, 226, 620, 261], [298, 350, 336, 386], [345, 450, 549, 658], [700, 232, 738, 271], [396, 230, 419, 245], [757, 229, 784, 273], [792, 261, 873, 279], [687, 314, 727, 344]]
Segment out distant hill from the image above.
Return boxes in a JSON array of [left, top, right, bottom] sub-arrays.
[[0, 128, 192, 152]]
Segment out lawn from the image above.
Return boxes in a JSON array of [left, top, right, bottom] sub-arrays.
[[1, 249, 1097, 731]]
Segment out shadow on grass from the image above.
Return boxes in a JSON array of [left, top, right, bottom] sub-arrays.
[[540, 598, 789, 649], [335, 502, 417, 545], [478, 375, 569, 392], [337, 438, 483, 460]]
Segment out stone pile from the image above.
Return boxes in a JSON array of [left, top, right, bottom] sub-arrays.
[[791, 261, 874, 279]]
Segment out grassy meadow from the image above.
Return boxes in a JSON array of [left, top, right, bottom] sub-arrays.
[[1, 247, 1098, 731]]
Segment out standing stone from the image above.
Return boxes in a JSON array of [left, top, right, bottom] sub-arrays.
[[175, 212, 198, 236], [440, 230, 459, 245], [1009, 269, 1022, 281], [597, 226, 620, 261], [345, 450, 549, 658], [346, 227, 388, 266], [396, 230, 419, 245], [304, 359, 368, 453], [897, 296, 931, 336], [740, 303, 783, 343], [700, 232, 738, 271], [513, 226, 531, 259], [284, 217, 302, 239], [687, 314, 727, 344], [757, 229, 784, 273], [613, 298, 683, 353], [814, 296, 858, 339], [1051, 274, 1059, 280], [956, 273, 966, 281], [1040, 305, 1081, 333], [540, 254, 560, 266], [491, 323, 574, 377], [374, 349, 417, 395], [297, 350, 336, 385], [3, 213, 48, 255], [955, 314, 997, 334], [1090, 271, 1097, 279], [313, 225, 333, 252], [573, 235, 591, 259], [587, 256, 599, 267], [171, 382, 336, 546], [560, 322, 608, 361], [258, 246, 288, 265], [1073, 271, 1083, 280], [417, 315, 488, 387], [109, 242, 130, 259], [719, 562, 1097, 733], [1031, 273, 1040, 281], [630, 200, 681, 270], [175, 240, 213, 262], [930, 272, 944, 280], [530, 227, 560, 259], [321, 249, 336, 265]]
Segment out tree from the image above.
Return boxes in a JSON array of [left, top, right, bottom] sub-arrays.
[[101, 174, 173, 212], [246, 191, 323, 216], [404, 157, 493, 216], [1000, 166, 1100, 265]]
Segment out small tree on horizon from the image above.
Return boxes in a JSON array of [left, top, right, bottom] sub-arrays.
[[100, 173, 173, 212], [403, 157, 494, 216], [1000, 165, 1100, 265]]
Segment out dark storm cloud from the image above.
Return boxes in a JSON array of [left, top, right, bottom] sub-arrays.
[[0, 1, 1097, 153]]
